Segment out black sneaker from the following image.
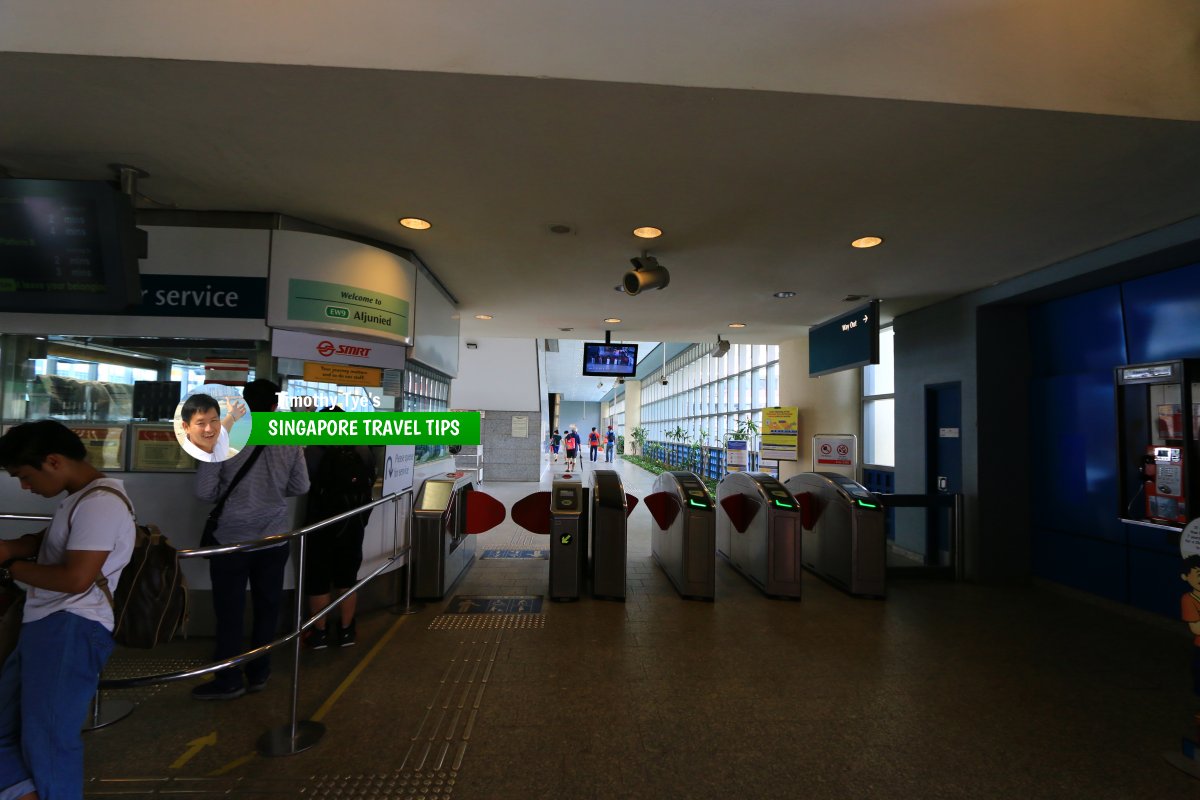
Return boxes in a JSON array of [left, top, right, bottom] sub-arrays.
[[191, 681, 245, 701], [307, 626, 329, 650], [246, 676, 269, 693], [336, 620, 356, 648]]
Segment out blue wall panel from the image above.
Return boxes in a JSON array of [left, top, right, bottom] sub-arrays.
[[1028, 285, 1126, 377], [1128, 546, 1187, 619], [1122, 261, 1200, 363], [1029, 373, 1124, 542], [1031, 528, 1127, 604]]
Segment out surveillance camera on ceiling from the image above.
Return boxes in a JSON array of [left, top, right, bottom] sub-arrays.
[[618, 377, 625, 384], [708, 336, 731, 358], [623, 255, 670, 296], [661, 378, 668, 385]]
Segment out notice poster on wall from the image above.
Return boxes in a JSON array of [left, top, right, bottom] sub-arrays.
[[761, 407, 799, 461], [131, 424, 195, 472], [511, 415, 529, 438], [69, 425, 125, 471]]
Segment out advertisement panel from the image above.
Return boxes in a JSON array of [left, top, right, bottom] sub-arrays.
[[761, 407, 799, 461]]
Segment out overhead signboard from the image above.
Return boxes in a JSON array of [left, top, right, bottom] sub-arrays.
[[808, 300, 880, 377], [272, 328, 407, 370], [135, 274, 267, 318], [267, 229, 416, 346]]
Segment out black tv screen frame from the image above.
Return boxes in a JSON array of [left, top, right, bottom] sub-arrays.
[[0, 178, 142, 313], [582, 342, 639, 377], [808, 299, 880, 377]]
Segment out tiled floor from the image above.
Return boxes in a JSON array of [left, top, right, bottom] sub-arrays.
[[82, 455, 1200, 798]]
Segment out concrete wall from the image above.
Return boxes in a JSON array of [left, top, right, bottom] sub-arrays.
[[776, 335, 862, 482], [479, 410, 542, 481], [451, 337, 541, 411]]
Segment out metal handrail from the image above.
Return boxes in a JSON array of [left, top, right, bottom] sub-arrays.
[[3, 486, 420, 756]]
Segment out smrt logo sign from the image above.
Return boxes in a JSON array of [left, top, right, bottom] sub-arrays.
[[316, 340, 372, 359]]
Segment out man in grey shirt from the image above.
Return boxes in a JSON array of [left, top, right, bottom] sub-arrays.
[[192, 379, 309, 700]]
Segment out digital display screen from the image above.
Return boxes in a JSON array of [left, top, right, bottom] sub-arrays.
[[0, 179, 141, 313], [808, 300, 880, 377], [1121, 364, 1175, 382], [582, 343, 639, 377]]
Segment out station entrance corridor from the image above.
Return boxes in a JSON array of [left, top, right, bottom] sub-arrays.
[[81, 456, 1196, 799]]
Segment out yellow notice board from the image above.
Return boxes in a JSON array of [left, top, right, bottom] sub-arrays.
[[761, 407, 799, 461], [303, 361, 383, 387], [68, 425, 126, 471]]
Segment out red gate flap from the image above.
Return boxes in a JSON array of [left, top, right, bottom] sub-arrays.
[[511, 491, 552, 535], [624, 493, 640, 518], [464, 491, 507, 534], [792, 491, 816, 529], [643, 492, 678, 531], [719, 493, 760, 534]]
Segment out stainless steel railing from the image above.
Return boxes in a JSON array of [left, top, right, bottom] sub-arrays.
[[2, 487, 419, 756]]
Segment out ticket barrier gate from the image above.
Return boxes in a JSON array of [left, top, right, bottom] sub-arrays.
[[512, 477, 587, 600], [412, 472, 506, 600], [590, 470, 638, 601], [716, 471, 807, 599], [645, 471, 715, 600], [512, 473, 637, 601], [783, 472, 886, 598]]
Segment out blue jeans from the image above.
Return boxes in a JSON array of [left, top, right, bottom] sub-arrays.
[[0, 612, 114, 800]]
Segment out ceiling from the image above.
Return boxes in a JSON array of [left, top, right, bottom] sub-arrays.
[[1, 2, 1199, 347]]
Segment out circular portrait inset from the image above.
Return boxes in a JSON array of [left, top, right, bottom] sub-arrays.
[[174, 384, 253, 463]]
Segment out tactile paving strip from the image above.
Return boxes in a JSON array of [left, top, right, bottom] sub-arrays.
[[428, 613, 545, 630], [305, 770, 457, 798], [100, 656, 206, 705], [506, 531, 539, 548]]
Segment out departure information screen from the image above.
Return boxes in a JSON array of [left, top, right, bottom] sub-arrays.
[[0, 195, 107, 294]]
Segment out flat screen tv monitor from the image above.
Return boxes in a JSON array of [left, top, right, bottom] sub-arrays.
[[808, 299, 880, 377], [0, 179, 142, 313], [582, 342, 639, 377]]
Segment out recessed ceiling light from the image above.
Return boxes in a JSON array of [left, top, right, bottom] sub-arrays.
[[474, 314, 493, 320], [728, 322, 747, 329], [604, 318, 622, 324], [633, 226, 662, 239], [399, 217, 432, 230], [773, 291, 796, 299], [851, 236, 883, 248]]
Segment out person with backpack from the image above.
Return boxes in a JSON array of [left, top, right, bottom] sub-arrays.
[[563, 427, 581, 471], [605, 425, 616, 462], [192, 379, 309, 700], [588, 427, 601, 462], [0, 420, 135, 800], [303, 407, 376, 649], [549, 429, 562, 463]]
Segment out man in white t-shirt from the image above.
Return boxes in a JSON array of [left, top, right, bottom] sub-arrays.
[[0, 420, 135, 800], [179, 393, 245, 463]]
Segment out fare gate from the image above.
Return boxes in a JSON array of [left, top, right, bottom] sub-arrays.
[[783, 472, 886, 598], [645, 471, 715, 600], [716, 471, 807, 599], [411, 473, 506, 600]]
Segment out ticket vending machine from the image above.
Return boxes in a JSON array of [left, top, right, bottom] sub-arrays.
[[716, 471, 806, 599], [411, 473, 506, 600], [589, 470, 638, 601], [1115, 360, 1200, 528], [783, 472, 886, 597], [646, 471, 716, 600]]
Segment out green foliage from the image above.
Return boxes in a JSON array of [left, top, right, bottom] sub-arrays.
[[630, 426, 648, 455], [723, 416, 760, 443], [622, 453, 719, 499]]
